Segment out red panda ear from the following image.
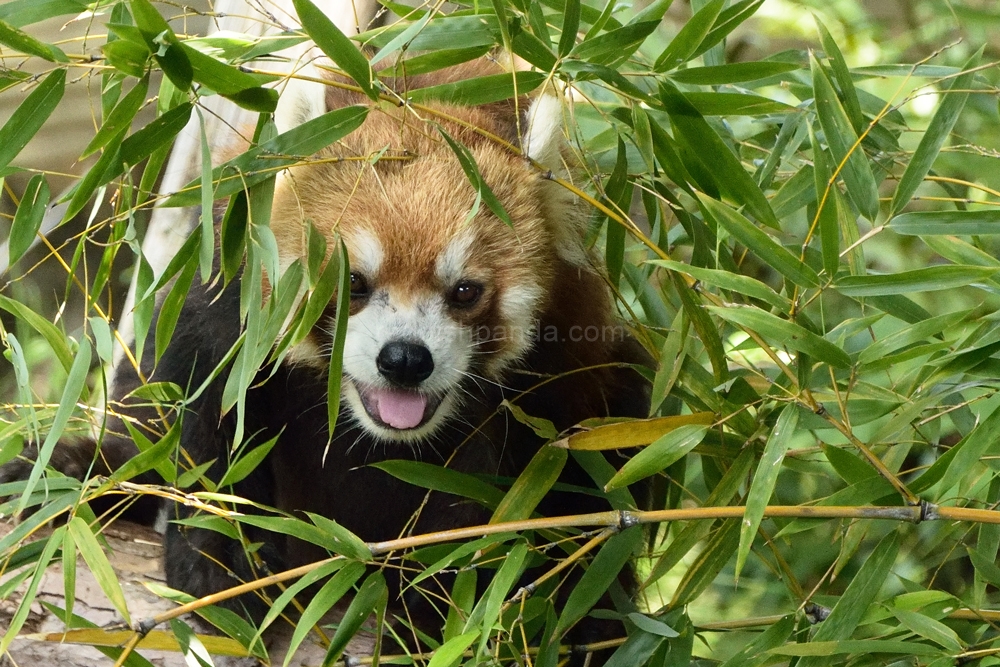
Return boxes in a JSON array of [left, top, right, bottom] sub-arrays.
[[274, 0, 378, 134], [275, 64, 330, 134], [523, 93, 565, 169]]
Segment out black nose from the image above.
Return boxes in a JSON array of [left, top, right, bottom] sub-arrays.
[[377, 341, 434, 387]]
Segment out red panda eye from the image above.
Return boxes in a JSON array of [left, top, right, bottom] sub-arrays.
[[450, 281, 483, 307], [349, 272, 369, 298]]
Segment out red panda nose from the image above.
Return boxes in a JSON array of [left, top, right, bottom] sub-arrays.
[[377, 341, 435, 388]]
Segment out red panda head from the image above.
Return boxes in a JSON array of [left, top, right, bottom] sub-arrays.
[[270, 60, 592, 443]]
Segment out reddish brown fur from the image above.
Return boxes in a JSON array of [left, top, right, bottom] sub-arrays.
[[270, 58, 617, 376]]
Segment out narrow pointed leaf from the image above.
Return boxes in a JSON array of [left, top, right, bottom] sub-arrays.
[[0, 69, 64, 172], [736, 405, 798, 578], [605, 425, 708, 491], [292, 0, 377, 100], [891, 49, 980, 215], [811, 53, 879, 220], [836, 266, 998, 297], [708, 305, 852, 368], [698, 193, 818, 287]]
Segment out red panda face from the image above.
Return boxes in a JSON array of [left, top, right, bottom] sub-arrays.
[[270, 62, 584, 444]]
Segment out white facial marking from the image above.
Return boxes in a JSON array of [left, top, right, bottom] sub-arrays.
[[340, 290, 472, 444], [434, 232, 475, 286], [486, 282, 544, 375], [349, 229, 384, 277]]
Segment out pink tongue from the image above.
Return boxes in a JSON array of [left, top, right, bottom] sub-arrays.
[[375, 389, 428, 429]]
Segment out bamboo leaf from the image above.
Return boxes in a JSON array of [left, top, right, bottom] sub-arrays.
[[697, 193, 818, 287], [324, 573, 387, 666], [0, 69, 64, 172], [890, 209, 1000, 235], [811, 52, 880, 221], [654, 0, 724, 71], [292, 0, 378, 100], [370, 460, 505, 508], [556, 527, 642, 636], [326, 241, 350, 442], [797, 532, 899, 667], [663, 87, 779, 229], [669, 61, 799, 84], [736, 405, 798, 579], [0, 18, 67, 61], [8, 174, 49, 267], [890, 49, 981, 215], [490, 445, 567, 523], [649, 260, 790, 311], [554, 413, 714, 450], [283, 561, 366, 667], [18, 339, 91, 515], [409, 71, 545, 106], [835, 266, 999, 297], [67, 517, 131, 625], [708, 305, 852, 369], [605, 425, 708, 491]]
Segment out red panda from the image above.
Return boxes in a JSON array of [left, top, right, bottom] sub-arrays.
[[3, 56, 651, 661]]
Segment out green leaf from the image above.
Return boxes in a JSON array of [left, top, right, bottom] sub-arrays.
[[570, 20, 661, 66], [890, 49, 981, 215], [654, 0, 724, 71], [490, 445, 567, 523], [364, 14, 499, 52], [797, 532, 899, 667], [605, 425, 708, 491], [164, 106, 369, 207], [0, 524, 63, 654], [559, 0, 581, 56], [811, 52, 880, 221], [684, 92, 794, 116], [120, 101, 193, 166], [370, 460, 505, 508], [890, 209, 1000, 235], [326, 241, 351, 442], [650, 259, 791, 311], [669, 61, 799, 84], [694, 0, 764, 60], [0, 17, 67, 61], [736, 405, 798, 579], [179, 43, 278, 112], [427, 630, 479, 667], [83, 76, 150, 158], [217, 435, 280, 488], [466, 541, 528, 655], [409, 70, 545, 106], [708, 305, 852, 369], [18, 339, 91, 515], [890, 608, 963, 652], [697, 193, 818, 287], [439, 126, 512, 227], [283, 561, 366, 667], [0, 295, 73, 372], [292, 0, 378, 100], [773, 640, 941, 657], [811, 128, 840, 276], [835, 266, 999, 297], [664, 88, 779, 229], [0, 0, 86, 27], [556, 527, 642, 636], [815, 17, 864, 133], [8, 174, 49, 267], [0, 69, 64, 172], [670, 518, 739, 607], [102, 39, 150, 77], [68, 517, 131, 625], [323, 572, 387, 666]]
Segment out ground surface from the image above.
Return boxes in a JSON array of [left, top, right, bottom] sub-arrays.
[[0, 520, 375, 666]]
